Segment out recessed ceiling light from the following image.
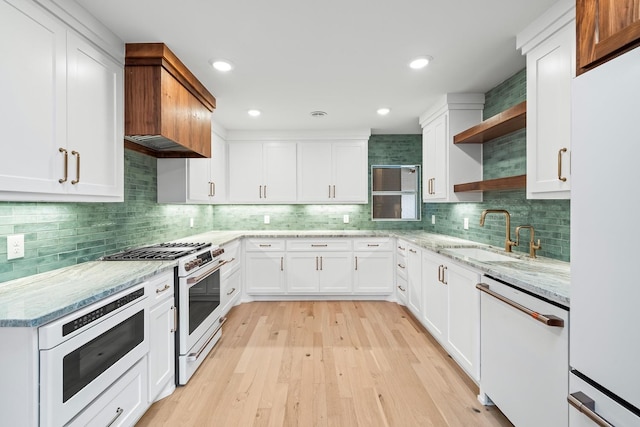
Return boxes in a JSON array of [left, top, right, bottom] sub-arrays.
[[310, 111, 327, 118], [211, 60, 233, 72], [377, 108, 391, 116], [248, 109, 261, 117], [409, 56, 432, 69]]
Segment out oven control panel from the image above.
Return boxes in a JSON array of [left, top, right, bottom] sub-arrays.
[[62, 287, 145, 336], [184, 247, 224, 272]]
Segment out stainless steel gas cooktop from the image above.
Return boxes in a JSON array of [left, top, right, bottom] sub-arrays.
[[101, 242, 212, 261]]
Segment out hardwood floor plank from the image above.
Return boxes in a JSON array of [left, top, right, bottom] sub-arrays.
[[137, 301, 512, 427]]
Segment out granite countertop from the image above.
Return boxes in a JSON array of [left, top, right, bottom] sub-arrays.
[[0, 260, 176, 327], [0, 230, 570, 327], [182, 230, 570, 306]]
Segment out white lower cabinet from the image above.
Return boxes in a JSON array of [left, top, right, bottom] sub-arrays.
[[68, 357, 148, 427], [420, 250, 480, 381], [406, 243, 423, 318], [244, 239, 286, 294], [445, 263, 480, 381], [421, 251, 448, 342], [287, 252, 352, 294], [286, 239, 352, 294], [147, 271, 176, 403], [353, 238, 394, 294], [353, 251, 393, 294], [221, 267, 241, 316]]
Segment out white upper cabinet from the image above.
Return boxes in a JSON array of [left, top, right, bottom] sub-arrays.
[[0, 0, 124, 202], [517, 0, 575, 199], [420, 94, 484, 203], [298, 141, 368, 203], [157, 124, 227, 204], [225, 130, 369, 204], [228, 141, 297, 203]]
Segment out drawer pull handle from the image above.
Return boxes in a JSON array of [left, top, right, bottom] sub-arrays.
[[397, 263, 405, 269], [568, 392, 613, 427], [409, 249, 417, 253], [71, 150, 80, 184], [397, 285, 406, 292], [156, 284, 171, 294], [355, 256, 358, 271], [398, 246, 405, 250], [558, 147, 568, 182], [259, 244, 272, 247], [311, 244, 328, 247], [280, 256, 284, 271], [226, 287, 237, 296], [476, 283, 564, 327], [58, 148, 68, 183], [106, 407, 124, 427], [367, 244, 380, 247]]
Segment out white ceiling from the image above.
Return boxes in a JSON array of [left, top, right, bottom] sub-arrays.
[[75, 0, 557, 134]]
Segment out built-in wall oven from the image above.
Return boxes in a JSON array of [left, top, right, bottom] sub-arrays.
[[102, 242, 228, 385], [38, 283, 148, 427]]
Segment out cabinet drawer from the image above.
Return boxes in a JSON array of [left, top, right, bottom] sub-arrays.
[[396, 256, 407, 279], [220, 240, 241, 277], [68, 357, 147, 427], [146, 270, 175, 305], [245, 239, 285, 251], [353, 238, 393, 251], [286, 239, 352, 251], [396, 275, 408, 304]]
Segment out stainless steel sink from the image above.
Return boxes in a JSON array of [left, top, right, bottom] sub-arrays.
[[443, 247, 522, 263]]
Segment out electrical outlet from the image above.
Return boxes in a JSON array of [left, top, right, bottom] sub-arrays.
[[431, 215, 436, 225], [264, 215, 270, 224], [7, 234, 24, 260], [343, 214, 349, 224], [189, 218, 194, 228], [464, 218, 469, 230]]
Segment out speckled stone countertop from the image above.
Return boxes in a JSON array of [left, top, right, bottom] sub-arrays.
[[0, 230, 569, 327], [179, 230, 570, 306], [0, 261, 176, 327]]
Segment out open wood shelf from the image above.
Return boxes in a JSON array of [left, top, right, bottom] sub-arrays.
[[453, 101, 526, 144], [454, 174, 526, 193]]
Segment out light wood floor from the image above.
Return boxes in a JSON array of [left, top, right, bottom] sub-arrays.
[[137, 301, 513, 426]]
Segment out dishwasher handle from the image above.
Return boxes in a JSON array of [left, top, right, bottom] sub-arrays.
[[476, 283, 564, 327], [568, 392, 614, 427]]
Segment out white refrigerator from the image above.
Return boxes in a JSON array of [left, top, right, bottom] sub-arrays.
[[570, 46, 640, 425]]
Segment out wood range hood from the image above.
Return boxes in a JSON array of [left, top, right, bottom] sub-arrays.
[[124, 43, 216, 158]]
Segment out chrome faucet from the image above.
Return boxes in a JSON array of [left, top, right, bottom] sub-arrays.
[[480, 209, 517, 253], [515, 225, 542, 258]]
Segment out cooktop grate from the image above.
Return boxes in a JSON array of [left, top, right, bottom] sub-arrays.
[[101, 242, 211, 261]]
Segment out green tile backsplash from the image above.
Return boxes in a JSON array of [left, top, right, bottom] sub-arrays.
[[0, 68, 569, 283]]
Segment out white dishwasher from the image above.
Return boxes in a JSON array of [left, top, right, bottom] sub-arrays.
[[478, 275, 569, 427]]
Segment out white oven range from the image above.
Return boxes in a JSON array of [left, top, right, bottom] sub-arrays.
[[175, 245, 228, 385], [102, 241, 229, 385]]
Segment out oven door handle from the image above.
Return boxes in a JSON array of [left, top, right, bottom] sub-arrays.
[[187, 317, 227, 362], [186, 260, 230, 285]]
